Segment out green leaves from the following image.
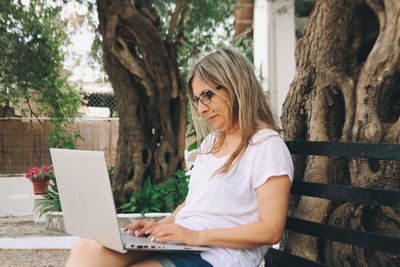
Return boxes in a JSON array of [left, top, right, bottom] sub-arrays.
[[117, 169, 190, 216], [35, 180, 62, 218], [47, 128, 84, 149], [151, 0, 253, 82], [0, 0, 81, 124]]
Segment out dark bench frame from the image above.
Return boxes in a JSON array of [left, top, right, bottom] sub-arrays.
[[264, 141, 400, 267]]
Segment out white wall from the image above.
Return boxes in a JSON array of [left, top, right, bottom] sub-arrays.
[[0, 177, 34, 216], [254, 0, 296, 125]]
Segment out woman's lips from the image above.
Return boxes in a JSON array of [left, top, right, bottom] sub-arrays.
[[208, 115, 217, 123]]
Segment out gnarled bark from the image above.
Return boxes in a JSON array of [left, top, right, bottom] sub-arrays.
[[282, 0, 400, 265], [97, 0, 187, 205]]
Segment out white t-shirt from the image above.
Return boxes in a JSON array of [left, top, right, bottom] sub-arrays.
[[175, 129, 294, 267]]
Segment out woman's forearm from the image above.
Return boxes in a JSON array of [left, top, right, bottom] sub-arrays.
[[198, 220, 283, 249]]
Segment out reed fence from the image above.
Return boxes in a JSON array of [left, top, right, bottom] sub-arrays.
[[0, 117, 119, 177]]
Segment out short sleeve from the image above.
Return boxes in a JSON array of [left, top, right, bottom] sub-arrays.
[[250, 132, 294, 189]]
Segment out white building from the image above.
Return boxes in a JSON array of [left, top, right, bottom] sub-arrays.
[[254, 0, 296, 125]]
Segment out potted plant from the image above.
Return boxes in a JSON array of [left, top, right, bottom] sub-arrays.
[[25, 165, 55, 195]]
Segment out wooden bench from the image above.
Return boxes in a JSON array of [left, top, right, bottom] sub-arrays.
[[264, 141, 400, 267]]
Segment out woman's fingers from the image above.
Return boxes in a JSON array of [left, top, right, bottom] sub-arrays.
[[155, 234, 176, 243], [131, 221, 145, 234], [136, 221, 159, 236], [147, 225, 173, 243], [161, 224, 200, 246], [124, 221, 196, 244], [124, 220, 146, 235], [148, 224, 190, 244]]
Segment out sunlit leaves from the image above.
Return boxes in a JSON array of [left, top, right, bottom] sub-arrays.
[[0, 0, 80, 124]]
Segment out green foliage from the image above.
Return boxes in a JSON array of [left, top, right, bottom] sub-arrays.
[[187, 140, 198, 152], [108, 166, 115, 185], [47, 128, 84, 149], [118, 170, 190, 216], [295, 0, 316, 17], [86, 1, 252, 83], [0, 0, 81, 124], [151, 0, 254, 80], [35, 179, 61, 218]]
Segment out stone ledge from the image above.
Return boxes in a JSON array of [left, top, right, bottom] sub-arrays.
[[45, 212, 170, 233]]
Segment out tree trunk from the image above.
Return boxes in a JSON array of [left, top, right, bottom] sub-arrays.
[[281, 0, 400, 265], [96, 0, 187, 205]]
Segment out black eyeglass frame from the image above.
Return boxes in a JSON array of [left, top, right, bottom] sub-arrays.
[[191, 85, 223, 109]]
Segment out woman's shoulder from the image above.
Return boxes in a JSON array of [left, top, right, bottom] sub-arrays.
[[246, 128, 291, 163], [251, 128, 281, 144], [199, 132, 216, 151]]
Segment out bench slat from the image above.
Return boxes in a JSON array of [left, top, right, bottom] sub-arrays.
[[291, 181, 400, 207], [286, 141, 400, 160], [264, 247, 328, 267], [275, 142, 400, 265], [286, 217, 400, 255]]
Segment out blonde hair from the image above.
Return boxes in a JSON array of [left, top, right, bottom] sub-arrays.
[[188, 48, 280, 174]]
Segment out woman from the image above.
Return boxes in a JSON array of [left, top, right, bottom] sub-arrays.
[[65, 48, 293, 267]]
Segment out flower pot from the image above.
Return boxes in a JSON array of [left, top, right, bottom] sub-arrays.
[[32, 180, 50, 195]]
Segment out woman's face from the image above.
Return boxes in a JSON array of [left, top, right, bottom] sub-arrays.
[[191, 76, 235, 134]]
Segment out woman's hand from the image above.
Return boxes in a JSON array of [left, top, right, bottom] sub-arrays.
[[147, 224, 202, 246], [124, 220, 159, 237]]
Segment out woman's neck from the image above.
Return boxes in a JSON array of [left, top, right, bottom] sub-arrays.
[[212, 127, 242, 158], [223, 131, 241, 146]]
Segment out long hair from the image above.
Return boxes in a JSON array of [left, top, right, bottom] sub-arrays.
[[188, 48, 280, 174]]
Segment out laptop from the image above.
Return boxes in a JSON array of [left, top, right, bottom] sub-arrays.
[[50, 148, 210, 253]]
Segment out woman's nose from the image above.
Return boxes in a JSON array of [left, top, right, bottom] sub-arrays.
[[197, 102, 208, 114]]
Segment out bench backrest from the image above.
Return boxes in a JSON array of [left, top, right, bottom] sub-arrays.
[[264, 141, 400, 267]]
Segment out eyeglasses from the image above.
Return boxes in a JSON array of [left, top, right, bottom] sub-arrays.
[[192, 85, 223, 109]]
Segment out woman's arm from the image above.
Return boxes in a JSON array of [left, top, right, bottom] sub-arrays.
[[149, 175, 291, 248], [198, 175, 291, 247], [125, 200, 186, 236]]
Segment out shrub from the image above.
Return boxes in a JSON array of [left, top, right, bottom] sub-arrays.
[[118, 169, 190, 216]]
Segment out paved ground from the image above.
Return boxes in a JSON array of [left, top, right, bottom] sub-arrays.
[[0, 249, 70, 267], [0, 215, 77, 267], [0, 215, 267, 267]]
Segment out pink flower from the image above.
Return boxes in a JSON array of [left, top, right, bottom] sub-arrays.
[[25, 164, 54, 181]]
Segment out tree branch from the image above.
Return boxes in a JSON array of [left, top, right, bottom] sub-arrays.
[[140, 6, 158, 25], [108, 1, 169, 84], [104, 14, 154, 97], [175, 0, 189, 49], [179, 36, 201, 63], [167, 0, 183, 44]]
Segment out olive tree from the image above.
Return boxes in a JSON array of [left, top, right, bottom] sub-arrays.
[[95, 0, 242, 205], [282, 0, 400, 266]]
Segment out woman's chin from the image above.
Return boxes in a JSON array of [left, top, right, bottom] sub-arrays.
[[213, 125, 229, 133]]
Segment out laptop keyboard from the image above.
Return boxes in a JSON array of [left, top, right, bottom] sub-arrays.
[[120, 229, 168, 249], [119, 228, 209, 251]]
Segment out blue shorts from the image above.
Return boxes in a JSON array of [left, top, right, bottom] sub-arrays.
[[152, 252, 213, 267]]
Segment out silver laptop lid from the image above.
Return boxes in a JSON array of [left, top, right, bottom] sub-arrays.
[[50, 148, 126, 253]]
